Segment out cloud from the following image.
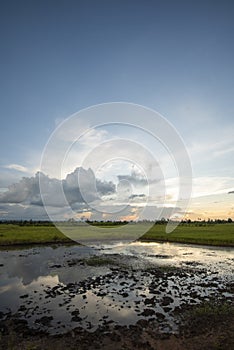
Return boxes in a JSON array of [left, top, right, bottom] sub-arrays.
[[192, 177, 234, 198], [63, 167, 116, 205], [79, 204, 181, 222], [4, 164, 28, 172], [133, 205, 183, 221], [78, 128, 109, 148], [0, 165, 184, 221], [2, 167, 232, 222], [0, 173, 41, 204], [0, 203, 50, 220], [117, 168, 149, 188], [186, 125, 234, 171], [0, 168, 116, 210], [0, 169, 28, 189], [129, 194, 146, 199]]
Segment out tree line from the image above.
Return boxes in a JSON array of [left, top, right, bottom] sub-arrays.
[[0, 218, 233, 226]]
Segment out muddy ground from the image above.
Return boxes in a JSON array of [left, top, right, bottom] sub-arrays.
[[0, 293, 233, 350], [0, 254, 233, 350], [0, 245, 233, 350]]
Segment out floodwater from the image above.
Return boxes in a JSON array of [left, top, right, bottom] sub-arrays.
[[98, 241, 234, 275], [0, 242, 233, 334]]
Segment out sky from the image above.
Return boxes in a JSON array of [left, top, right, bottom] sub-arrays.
[[0, 0, 234, 221]]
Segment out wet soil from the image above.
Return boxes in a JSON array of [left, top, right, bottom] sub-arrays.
[[0, 295, 233, 350], [0, 244, 233, 349]]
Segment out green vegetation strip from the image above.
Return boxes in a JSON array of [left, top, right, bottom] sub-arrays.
[[0, 224, 72, 246], [0, 223, 233, 247], [141, 223, 234, 246]]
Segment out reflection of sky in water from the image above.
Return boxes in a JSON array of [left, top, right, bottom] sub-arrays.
[[0, 243, 233, 334], [0, 245, 94, 285], [98, 241, 234, 275]]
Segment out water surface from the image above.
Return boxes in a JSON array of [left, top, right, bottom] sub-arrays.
[[0, 242, 233, 334]]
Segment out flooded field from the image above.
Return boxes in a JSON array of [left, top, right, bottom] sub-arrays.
[[0, 242, 233, 338]]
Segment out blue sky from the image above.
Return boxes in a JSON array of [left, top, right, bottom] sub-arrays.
[[1, 0, 234, 221]]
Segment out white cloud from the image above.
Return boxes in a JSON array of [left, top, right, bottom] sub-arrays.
[[78, 128, 109, 148], [192, 176, 234, 198], [213, 146, 234, 157], [186, 125, 234, 162], [4, 164, 28, 172]]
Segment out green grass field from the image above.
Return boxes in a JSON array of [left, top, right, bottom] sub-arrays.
[[143, 223, 234, 246], [0, 223, 233, 247], [0, 224, 72, 246]]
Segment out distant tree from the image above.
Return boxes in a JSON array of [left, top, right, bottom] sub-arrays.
[[227, 218, 233, 223]]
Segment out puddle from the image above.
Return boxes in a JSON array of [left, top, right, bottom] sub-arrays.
[[0, 242, 233, 334]]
